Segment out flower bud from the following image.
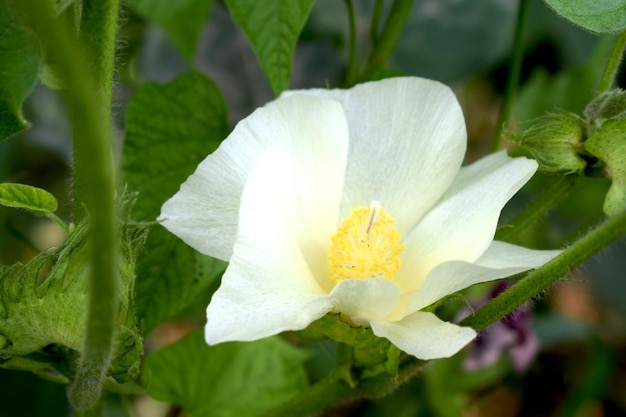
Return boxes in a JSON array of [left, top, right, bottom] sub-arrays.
[[512, 112, 587, 174], [0, 221, 144, 386]]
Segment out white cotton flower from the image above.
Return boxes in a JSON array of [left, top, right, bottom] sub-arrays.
[[159, 77, 560, 360]]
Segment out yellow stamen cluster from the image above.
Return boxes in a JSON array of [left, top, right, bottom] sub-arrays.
[[328, 201, 404, 283]]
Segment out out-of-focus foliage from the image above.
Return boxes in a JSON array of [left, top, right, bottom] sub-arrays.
[[0, 1, 40, 140], [393, 0, 517, 83], [122, 71, 227, 334], [544, 0, 626, 33], [126, 0, 215, 59]]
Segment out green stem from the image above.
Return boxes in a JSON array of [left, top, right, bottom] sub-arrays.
[[15, 0, 120, 410], [70, 2, 121, 410], [365, 0, 414, 73], [357, 357, 425, 398], [72, 0, 120, 221], [495, 175, 582, 242], [264, 369, 353, 416], [492, 0, 529, 151], [264, 358, 426, 417], [344, 0, 358, 86], [370, 0, 384, 44], [462, 208, 626, 332], [595, 29, 626, 96], [48, 212, 71, 233]]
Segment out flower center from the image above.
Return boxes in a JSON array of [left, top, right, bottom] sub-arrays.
[[328, 201, 405, 283]]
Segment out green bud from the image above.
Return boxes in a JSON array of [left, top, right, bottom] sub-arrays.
[[0, 225, 88, 382], [108, 326, 143, 385], [512, 112, 587, 174], [0, 218, 146, 388], [584, 118, 626, 216], [584, 89, 626, 127]]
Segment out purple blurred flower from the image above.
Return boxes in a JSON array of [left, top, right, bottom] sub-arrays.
[[463, 281, 539, 373]]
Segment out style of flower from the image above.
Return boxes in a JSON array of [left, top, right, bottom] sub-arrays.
[[159, 77, 560, 360]]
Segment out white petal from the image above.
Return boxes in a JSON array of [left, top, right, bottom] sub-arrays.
[[406, 240, 560, 314], [371, 311, 476, 360], [205, 149, 332, 344], [397, 152, 538, 291], [475, 240, 561, 269], [329, 278, 400, 323], [160, 94, 349, 262], [286, 77, 466, 234]]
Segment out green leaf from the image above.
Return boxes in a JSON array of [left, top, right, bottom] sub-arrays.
[[135, 226, 225, 334], [127, 0, 214, 59], [0, 2, 41, 140], [144, 331, 309, 417], [225, 0, 316, 95], [122, 71, 228, 334], [584, 118, 626, 216], [513, 39, 608, 122], [0, 183, 58, 216], [392, 0, 518, 83], [544, 0, 626, 33]]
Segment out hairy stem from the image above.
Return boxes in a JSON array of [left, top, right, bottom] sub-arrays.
[[48, 212, 71, 233], [595, 29, 626, 96], [15, 0, 121, 410], [72, 0, 120, 221], [492, 0, 529, 151], [462, 208, 626, 332], [70, 1, 121, 409]]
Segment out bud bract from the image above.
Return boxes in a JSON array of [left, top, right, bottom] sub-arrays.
[[512, 112, 587, 174]]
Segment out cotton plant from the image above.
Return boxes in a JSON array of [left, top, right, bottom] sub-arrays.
[[2, 0, 626, 415], [160, 77, 560, 360]]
